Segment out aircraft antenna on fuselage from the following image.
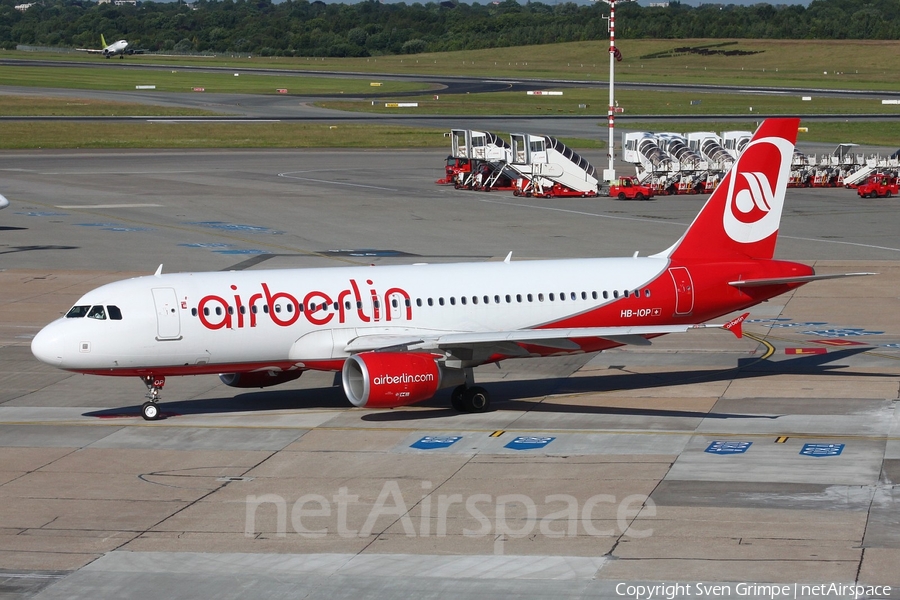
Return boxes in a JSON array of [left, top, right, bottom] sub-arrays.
[[154, 264, 163, 277], [504, 252, 512, 264]]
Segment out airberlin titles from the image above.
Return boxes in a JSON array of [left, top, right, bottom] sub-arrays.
[[195, 278, 412, 330]]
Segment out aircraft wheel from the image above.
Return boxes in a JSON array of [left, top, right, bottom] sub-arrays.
[[450, 385, 466, 412], [462, 386, 490, 413], [141, 401, 160, 421]]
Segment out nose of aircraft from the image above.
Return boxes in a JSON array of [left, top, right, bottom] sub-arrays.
[[31, 322, 64, 367], [0, 194, 9, 210]]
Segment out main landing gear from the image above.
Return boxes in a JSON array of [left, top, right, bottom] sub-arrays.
[[141, 375, 165, 421], [449, 368, 491, 413]]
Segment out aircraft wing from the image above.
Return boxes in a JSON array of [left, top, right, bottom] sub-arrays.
[[344, 323, 720, 355], [75, 48, 103, 53]]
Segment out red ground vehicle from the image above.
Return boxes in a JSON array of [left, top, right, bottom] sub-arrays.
[[436, 157, 471, 185], [857, 174, 899, 198], [609, 176, 654, 200]]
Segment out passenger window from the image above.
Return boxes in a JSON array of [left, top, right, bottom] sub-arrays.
[[88, 305, 106, 320], [494, 295, 500, 304], [592, 291, 598, 300], [392, 298, 398, 308], [624, 290, 629, 298], [252, 305, 258, 314], [549, 293, 555, 301], [572, 292, 577, 301], [538, 294, 544, 302], [645, 289, 651, 298], [108, 305, 123, 320], [345, 301, 352, 310], [527, 294, 533, 302], [240, 306, 247, 315], [215, 307, 223, 316], [461, 297, 467, 305], [416, 299, 422, 307], [428, 298, 434, 306], [505, 295, 511, 303], [274, 304, 281, 313], [603, 291, 609, 299], [517, 294, 522, 303], [405, 299, 411, 307], [204, 307, 210, 316], [66, 305, 91, 318], [613, 291, 619, 298], [450, 297, 456, 306], [227, 306, 234, 315], [191, 308, 198, 317], [439, 298, 445, 306]]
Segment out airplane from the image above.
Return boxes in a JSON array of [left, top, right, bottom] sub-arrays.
[[0, 194, 8, 209], [30, 118, 872, 421], [77, 34, 136, 59]]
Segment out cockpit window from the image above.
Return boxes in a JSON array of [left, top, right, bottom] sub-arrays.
[[87, 305, 106, 320], [107, 305, 122, 320], [66, 305, 91, 318]]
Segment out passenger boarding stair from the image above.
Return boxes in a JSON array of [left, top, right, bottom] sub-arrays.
[[448, 129, 515, 190], [508, 133, 599, 197]]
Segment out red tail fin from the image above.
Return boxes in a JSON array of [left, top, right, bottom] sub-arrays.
[[661, 118, 800, 262]]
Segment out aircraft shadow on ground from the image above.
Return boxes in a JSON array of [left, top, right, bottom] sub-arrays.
[[83, 347, 889, 421], [0, 226, 28, 232], [0, 244, 78, 255]]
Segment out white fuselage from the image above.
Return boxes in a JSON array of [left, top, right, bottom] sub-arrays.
[[31, 257, 671, 374], [103, 40, 129, 56]]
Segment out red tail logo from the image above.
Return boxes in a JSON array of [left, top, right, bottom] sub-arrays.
[[722, 134, 793, 245], [666, 118, 799, 262]]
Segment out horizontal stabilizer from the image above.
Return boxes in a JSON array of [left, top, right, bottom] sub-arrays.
[[729, 272, 876, 288]]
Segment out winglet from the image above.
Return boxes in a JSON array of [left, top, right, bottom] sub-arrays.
[[723, 312, 750, 339], [154, 264, 163, 277], [504, 251, 512, 264]]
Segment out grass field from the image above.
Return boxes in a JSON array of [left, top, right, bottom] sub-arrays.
[[3, 39, 900, 147], [323, 88, 900, 116], [9, 39, 900, 91], [0, 95, 220, 116], [0, 121, 600, 150], [0, 64, 432, 95]]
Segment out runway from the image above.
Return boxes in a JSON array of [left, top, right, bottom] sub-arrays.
[[1, 149, 899, 598]]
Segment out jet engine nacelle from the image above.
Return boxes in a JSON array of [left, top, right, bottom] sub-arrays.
[[219, 370, 303, 389], [342, 352, 460, 408]]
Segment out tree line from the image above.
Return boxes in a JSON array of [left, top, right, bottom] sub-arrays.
[[1, 0, 897, 57]]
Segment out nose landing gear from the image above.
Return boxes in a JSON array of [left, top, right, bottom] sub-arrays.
[[141, 375, 165, 421]]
